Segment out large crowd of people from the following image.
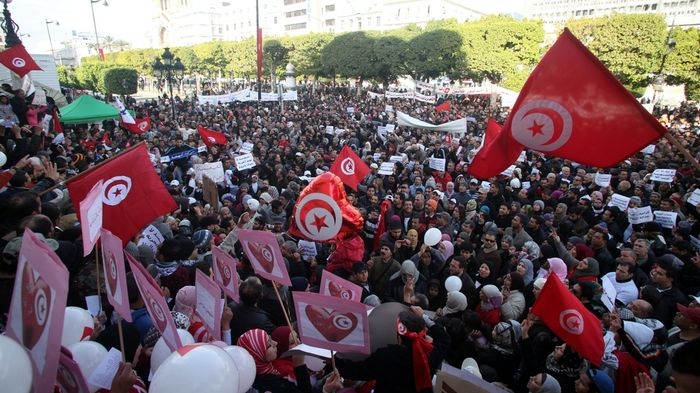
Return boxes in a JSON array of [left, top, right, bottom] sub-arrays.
[[0, 82, 699, 393]]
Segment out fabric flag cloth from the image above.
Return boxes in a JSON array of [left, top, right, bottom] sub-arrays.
[[67, 144, 177, 244], [473, 28, 667, 178], [435, 99, 451, 113], [256, 28, 263, 80], [100, 229, 132, 322], [288, 172, 364, 243], [125, 253, 182, 351], [531, 276, 604, 367], [293, 291, 371, 354], [51, 106, 63, 133], [115, 97, 135, 124], [122, 117, 152, 134], [468, 118, 522, 179], [6, 229, 69, 393], [329, 145, 370, 191], [197, 126, 227, 147], [237, 229, 292, 286], [0, 44, 42, 77]]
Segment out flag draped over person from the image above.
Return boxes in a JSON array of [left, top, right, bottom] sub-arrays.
[[469, 28, 667, 178], [67, 144, 177, 244]]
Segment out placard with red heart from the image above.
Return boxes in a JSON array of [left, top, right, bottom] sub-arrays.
[[100, 229, 132, 322], [293, 291, 369, 354], [212, 245, 239, 302], [238, 229, 291, 286], [319, 269, 363, 303], [6, 229, 70, 393]]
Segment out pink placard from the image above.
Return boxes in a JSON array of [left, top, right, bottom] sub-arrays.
[[6, 229, 69, 393], [237, 229, 292, 286], [195, 270, 223, 341], [125, 253, 182, 352], [319, 269, 363, 303], [56, 348, 91, 393], [293, 291, 370, 354], [100, 229, 132, 322], [211, 245, 240, 302], [79, 180, 103, 256]]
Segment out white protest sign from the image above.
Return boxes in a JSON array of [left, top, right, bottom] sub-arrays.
[[688, 189, 700, 207], [516, 151, 527, 162], [385, 105, 393, 112], [480, 181, 491, 192], [650, 168, 676, 183], [137, 224, 165, 255], [88, 348, 122, 390], [297, 240, 317, 259], [500, 165, 516, 177], [325, 125, 335, 135], [346, 107, 355, 113], [641, 144, 656, 154], [595, 173, 612, 187], [429, 157, 446, 171], [378, 162, 395, 175], [522, 181, 531, 190], [195, 161, 225, 183], [609, 193, 631, 211], [627, 206, 653, 224], [654, 211, 678, 228], [239, 142, 254, 154], [386, 124, 395, 132], [600, 276, 617, 312], [234, 153, 256, 171], [389, 155, 403, 163], [372, 153, 382, 162]]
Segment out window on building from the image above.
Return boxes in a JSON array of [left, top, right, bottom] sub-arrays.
[[274, 17, 278, 24], [326, 19, 335, 26], [285, 22, 306, 31], [376, 16, 380, 26], [285, 9, 307, 18], [325, 4, 335, 12]]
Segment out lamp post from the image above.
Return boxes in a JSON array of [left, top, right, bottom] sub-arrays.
[[651, 28, 676, 106], [45, 19, 60, 65], [90, 0, 108, 61], [1, 0, 22, 48], [152, 47, 185, 119]]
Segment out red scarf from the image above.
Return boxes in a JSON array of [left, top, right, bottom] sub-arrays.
[[397, 320, 433, 391], [237, 328, 281, 376]]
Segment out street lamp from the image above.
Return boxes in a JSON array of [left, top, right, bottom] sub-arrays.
[[90, 0, 108, 61], [45, 19, 59, 65], [152, 47, 185, 119], [1, 0, 22, 48], [651, 29, 676, 106]]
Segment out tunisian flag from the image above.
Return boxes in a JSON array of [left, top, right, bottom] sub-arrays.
[[435, 99, 451, 112], [122, 117, 152, 134], [329, 145, 370, 191], [531, 276, 604, 367], [288, 172, 364, 243], [0, 44, 42, 77], [67, 144, 177, 244], [474, 28, 667, 177], [197, 126, 227, 147]]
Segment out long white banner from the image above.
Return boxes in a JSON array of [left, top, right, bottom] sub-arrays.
[[198, 89, 298, 105], [396, 111, 467, 135]]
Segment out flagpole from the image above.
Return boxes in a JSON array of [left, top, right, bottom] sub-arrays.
[[117, 318, 126, 362], [663, 131, 700, 173], [271, 281, 298, 344], [38, 141, 147, 197]]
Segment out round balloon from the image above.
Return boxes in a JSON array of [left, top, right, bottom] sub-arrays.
[[0, 152, 7, 167], [305, 356, 326, 372], [424, 228, 442, 246], [151, 329, 195, 372], [445, 276, 462, 292], [222, 345, 256, 393], [62, 307, 94, 347], [0, 335, 32, 393], [150, 344, 239, 393], [67, 341, 108, 393]]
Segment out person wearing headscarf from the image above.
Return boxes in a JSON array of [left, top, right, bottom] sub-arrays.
[[473, 261, 498, 290], [335, 308, 450, 393], [173, 285, 233, 344], [476, 284, 503, 329], [238, 328, 342, 393], [476, 320, 522, 387], [501, 272, 527, 321], [437, 291, 468, 319], [517, 258, 535, 287], [527, 372, 562, 393], [536, 257, 568, 283], [384, 260, 427, 304], [571, 257, 600, 283], [544, 343, 587, 392]]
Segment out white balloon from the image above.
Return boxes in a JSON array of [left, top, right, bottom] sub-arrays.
[[424, 228, 442, 246], [150, 344, 239, 393], [222, 345, 256, 393], [62, 307, 94, 347], [0, 152, 7, 167], [67, 341, 108, 393], [305, 356, 326, 372], [0, 336, 32, 393], [151, 329, 195, 372], [445, 276, 463, 292]]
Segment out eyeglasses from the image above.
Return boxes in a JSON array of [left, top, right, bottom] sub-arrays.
[[483, 238, 496, 243]]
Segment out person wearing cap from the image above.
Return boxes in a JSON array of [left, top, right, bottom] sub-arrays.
[[368, 244, 401, 299], [573, 367, 614, 393], [334, 308, 450, 393], [667, 303, 700, 348]]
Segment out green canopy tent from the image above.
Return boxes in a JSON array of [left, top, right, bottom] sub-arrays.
[[59, 94, 120, 124]]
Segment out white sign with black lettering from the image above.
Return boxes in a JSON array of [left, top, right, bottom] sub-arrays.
[[137, 225, 165, 255], [641, 144, 656, 155], [609, 193, 631, 211], [500, 165, 516, 177], [378, 162, 395, 175], [654, 210, 678, 229], [627, 206, 653, 224], [650, 169, 676, 183], [688, 189, 700, 207], [195, 161, 225, 183], [239, 142, 254, 154], [234, 153, 256, 171], [429, 157, 446, 172], [595, 173, 612, 187]]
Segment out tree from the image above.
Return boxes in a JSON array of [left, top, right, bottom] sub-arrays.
[[100, 67, 139, 95], [664, 27, 700, 101], [57, 65, 80, 88], [283, 33, 333, 79], [112, 40, 131, 52], [75, 63, 108, 91], [407, 29, 466, 81], [567, 14, 667, 91], [103, 36, 115, 53], [320, 32, 376, 83], [373, 35, 409, 87], [263, 39, 290, 86]]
